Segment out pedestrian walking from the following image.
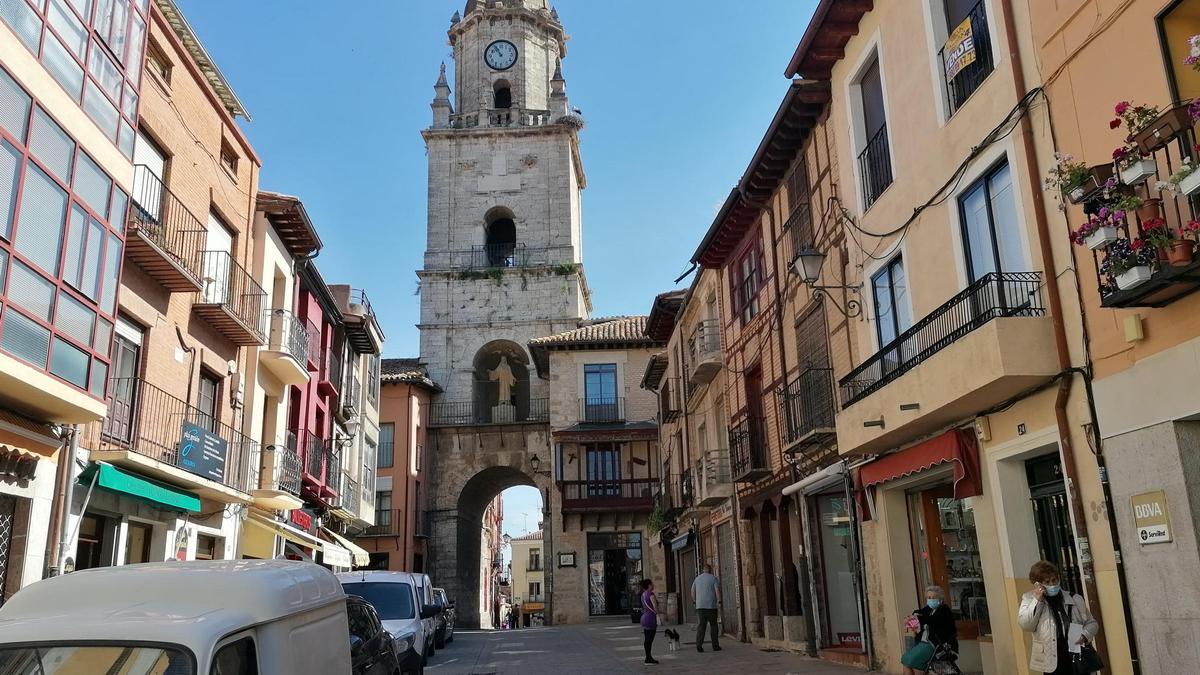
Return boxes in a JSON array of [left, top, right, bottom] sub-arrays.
[[1018, 560, 1101, 675], [691, 564, 722, 652], [640, 579, 660, 665], [900, 585, 958, 674]]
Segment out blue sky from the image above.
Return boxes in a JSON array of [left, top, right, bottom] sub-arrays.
[[175, 0, 815, 537]]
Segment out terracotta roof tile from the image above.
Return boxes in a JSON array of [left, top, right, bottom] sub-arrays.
[[528, 316, 656, 349], [380, 358, 441, 392]]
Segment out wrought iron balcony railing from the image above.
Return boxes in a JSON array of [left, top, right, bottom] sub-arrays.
[[262, 434, 302, 496], [780, 367, 836, 447], [858, 124, 893, 209], [840, 271, 1045, 407], [127, 165, 205, 291], [195, 250, 267, 345], [729, 416, 771, 483], [428, 398, 549, 426], [263, 309, 310, 365], [363, 508, 401, 536], [938, 0, 995, 115], [580, 397, 625, 423]]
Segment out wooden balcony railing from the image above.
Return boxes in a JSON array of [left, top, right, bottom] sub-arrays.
[[559, 478, 656, 512]]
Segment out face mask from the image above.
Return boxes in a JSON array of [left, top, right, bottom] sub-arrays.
[[926, 599, 941, 609], [1044, 585, 1061, 597]]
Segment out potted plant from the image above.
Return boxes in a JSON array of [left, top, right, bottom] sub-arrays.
[[1114, 145, 1158, 186], [1044, 153, 1092, 203], [1070, 208, 1123, 250], [1143, 217, 1173, 262], [1136, 197, 1163, 223], [1164, 153, 1200, 197], [1101, 238, 1156, 291], [1171, 219, 1200, 266]]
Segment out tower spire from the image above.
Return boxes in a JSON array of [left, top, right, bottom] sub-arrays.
[[550, 58, 568, 116], [432, 62, 453, 128]]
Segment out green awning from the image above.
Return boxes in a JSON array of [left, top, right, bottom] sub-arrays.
[[78, 463, 201, 513]]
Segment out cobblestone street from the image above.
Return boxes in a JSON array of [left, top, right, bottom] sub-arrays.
[[427, 619, 862, 675]]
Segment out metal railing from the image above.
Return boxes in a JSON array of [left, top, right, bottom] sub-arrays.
[[340, 473, 360, 515], [785, 202, 814, 264], [343, 372, 361, 415], [264, 434, 302, 496], [579, 397, 625, 423], [701, 448, 731, 488], [437, 245, 573, 270], [938, 0, 994, 115], [780, 367, 836, 446], [840, 271, 1046, 407], [196, 250, 268, 341], [858, 124, 893, 208], [474, 243, 524, 268], [128, 165, 205, 279], [363, 508, 401, 536], [306, 318, 322, 369], [263, 309, 310, 365], [89, 377, 254, 493], [300, 430, 336, 485], [323, 345, 344, 392], [348, 289, 374, 320], [428, 398, 549, 426], [559, 478, 657, 506], [688, 319, 721, 366], [729, 416, 769, 482], [680, 469, 694, 507], [658, 377, 681, 423]]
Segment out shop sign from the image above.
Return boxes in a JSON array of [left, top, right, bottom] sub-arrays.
[[290, 509, 315, 533], [943, 15, 977, 80], [179, 422, 228, 483], [711, 498, 734, 524], [1131, 490, 1172, 544], [322, 544, 352, 568]]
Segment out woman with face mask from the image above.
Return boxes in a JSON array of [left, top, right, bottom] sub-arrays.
[[1018, 560, 1099, 674], [901, 585, 958, 674]]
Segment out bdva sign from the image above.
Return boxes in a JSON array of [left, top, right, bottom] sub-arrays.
[[1130, 490, 1172, 545], [179, 422, 229, 483]]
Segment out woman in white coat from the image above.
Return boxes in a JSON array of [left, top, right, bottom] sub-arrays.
[[1017, 560, 1099, 674]]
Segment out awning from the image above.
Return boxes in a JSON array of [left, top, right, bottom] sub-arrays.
[[247, 511, 325, 550], [321, 543, 352, 569], [670, 530, 694, 552], [322, 528, 371, 568], [78, 463, 200, 513], [782, 460, 847, 497], [855, 429, 982, 521]]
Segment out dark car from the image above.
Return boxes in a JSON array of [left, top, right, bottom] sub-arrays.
[[432, 587, 455, 648], [347, 595, 403, 675]]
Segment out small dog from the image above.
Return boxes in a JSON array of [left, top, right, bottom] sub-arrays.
[[664, 628, 681, 651]]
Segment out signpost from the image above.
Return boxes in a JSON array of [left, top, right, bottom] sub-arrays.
[[179, 422, 229, 483], [1131, 490, 1172, 544]]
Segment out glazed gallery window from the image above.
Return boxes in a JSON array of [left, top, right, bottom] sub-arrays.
[[908, 486, 990, 638], [730, 240, 764, 325], [585, 442, 620, 497], [0, 66, 123, 399]]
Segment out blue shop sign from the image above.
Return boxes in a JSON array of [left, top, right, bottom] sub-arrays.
[[180, 422, 228, 483]]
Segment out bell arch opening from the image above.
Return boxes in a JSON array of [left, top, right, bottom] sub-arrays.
[[472, 340, 530, 423], [493, 79, 512, 109], [483, 207, 517, 267]]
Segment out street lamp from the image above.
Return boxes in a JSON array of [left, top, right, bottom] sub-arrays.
[[790, 247, 863, 318], [529, 454, 551, 476]]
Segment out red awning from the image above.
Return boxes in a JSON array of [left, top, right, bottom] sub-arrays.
[[855, 429, 982, 521]]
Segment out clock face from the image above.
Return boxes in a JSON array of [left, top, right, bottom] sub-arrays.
[[485, 40, 518, 71]]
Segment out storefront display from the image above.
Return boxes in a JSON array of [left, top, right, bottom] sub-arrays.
[[908, 486, 989, 638], [586, 532, 643, 616], [817, 493, 861, 648]]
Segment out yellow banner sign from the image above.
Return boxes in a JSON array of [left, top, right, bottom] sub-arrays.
[[944, 16, 977, 80], [1131, 490, 1172, 544]]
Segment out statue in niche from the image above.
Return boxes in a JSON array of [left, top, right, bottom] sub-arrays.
[[489, 356, 517, 405]]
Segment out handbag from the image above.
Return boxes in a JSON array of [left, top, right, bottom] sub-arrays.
[[1072, 643, 1103, 675]]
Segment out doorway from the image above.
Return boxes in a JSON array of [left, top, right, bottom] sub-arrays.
[[816, 492, 861, 648], [908, 486, 989, 640], [587, 532, 643, 616], [1026, 455, 1082, 594], [679, 546, 697, 623], [76, 513, 115, 571], [125, 521, 154, 565]]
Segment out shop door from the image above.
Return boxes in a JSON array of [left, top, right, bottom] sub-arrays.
[[76, 513, 113, 571], [679, 547, 697, 623], [0, 495, 15, 606], [604, 549, 629, 615], [909, 486, 989, 640], [716, 522, 738, 629], [124, 521, 153, 565], [816, 493, 861, 649], [1026, 455, 1082, 595]]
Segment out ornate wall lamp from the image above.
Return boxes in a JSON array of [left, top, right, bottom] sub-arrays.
[[791, 247, 864, 319]]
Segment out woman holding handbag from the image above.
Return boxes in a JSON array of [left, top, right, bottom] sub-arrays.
[[1018, 560, 1101, 674]]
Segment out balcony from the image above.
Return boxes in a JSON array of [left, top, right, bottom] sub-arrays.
[[858, 124, 893, 209], [319, 346, 343, 398], [658, 377, 682, 424], [334, 471, 360, 519], [836, 272, 1058, 455], [338, 372, 361, 423], [85, 377, 255, 502], [680, 468, 694, 508], [780, 367, 836, 452], [450, 106, 554, 129], [729, 416, 771, 483], [252, 434, 303, 511], [428, 398, 549, 426], [579, 397, 625, 424], [526, 561, 544, 572], [298, 430, 338, 493], [194, 251, 267, 345], [559, 478, 656, 513], [696, 448, 733, 506], [362, 509, 401, 537], [687, 320, 722, 387], [333, 287, 383, 355], [938, 0, 994, 115], [260, 310, 311, 386], [126, 166, 205, 292]]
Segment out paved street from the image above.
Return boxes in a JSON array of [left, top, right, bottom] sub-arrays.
[[427, 619, 861, 674]]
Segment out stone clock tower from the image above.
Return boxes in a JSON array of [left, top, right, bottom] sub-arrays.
[[417, 0, 590, 626]]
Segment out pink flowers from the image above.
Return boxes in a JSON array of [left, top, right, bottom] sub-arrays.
[[1115, 101, 1130, 115]]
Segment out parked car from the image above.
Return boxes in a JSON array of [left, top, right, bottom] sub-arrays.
[[346, 595, 404, 674], [0, 560, 359, 674], [339, 572, 440, 674], [432, 587, 455, 647]]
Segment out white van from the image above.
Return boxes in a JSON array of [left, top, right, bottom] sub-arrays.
[[0, 560, 360, 674], [338, 571, 440, 672]]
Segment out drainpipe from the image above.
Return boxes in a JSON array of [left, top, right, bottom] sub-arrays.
[[995, 0, 1115, 667], [43, 425, 76, 577]]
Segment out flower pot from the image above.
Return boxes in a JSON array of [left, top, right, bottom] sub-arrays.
[[1178, 169, 1200, 197], [1083, 227, 1119, 250], [1168, 239, 1196, 266], [1119, 158, 1158, 186], [1136, 198, 1163, 223], [1067, 186, 1086, 203], [1134, 103, 1192, 154], [1116, 265, 1154, 291]]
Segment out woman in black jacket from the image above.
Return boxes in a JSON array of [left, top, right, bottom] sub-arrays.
[[902, 585, 958, 674]]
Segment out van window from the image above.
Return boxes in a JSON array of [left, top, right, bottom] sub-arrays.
[[0, 645, 193, 673], [341, 582, 416, 620], [212, 637, 258, 675]]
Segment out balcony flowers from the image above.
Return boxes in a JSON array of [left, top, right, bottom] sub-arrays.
[[1114, 145, 1158, 186], [1071, 208, 1123, 250], [1187, 35, 1200, 71], [1161, 152, 1200, 197], [1044, 153, 1092, 203], [1169, 220, 1200, 266], [1100, 238, 1156, 291]]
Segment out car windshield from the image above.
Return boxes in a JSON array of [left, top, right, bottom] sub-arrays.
[[434, 590, 447, 605], [0, 644, 193, 674], [342, 582, 416, 620]]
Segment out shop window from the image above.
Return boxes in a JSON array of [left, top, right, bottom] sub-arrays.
[[124, 520, 152, 565], [196, 534, 219, 561], [908, 486, 989, 638]]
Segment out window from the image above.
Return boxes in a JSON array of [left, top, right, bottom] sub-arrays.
[[212, 637, 258, 675], [528, 581, 541, 598], [583, 363, 619, 421], [198, 371, 220, 432], [378, 423, 395, 468], [367, 353, 380, 405], [959, 161, 1023, 281], [909, 486, 990, 638], [939, 0, 995, 114], [146, 39, 171, 84], [219, 139, 238, 177], [855, 54, 893, 208], [585, 442, 620, 497], [375, 490, 392, 528], [730, 240, 764, 325], [340, 582, 416, 621], [871, 256, 912, 347], [195, 534, 220, 560], [529, 548, 541, 570], [494, 80, 512, 109], [484, 211, 517, 266]]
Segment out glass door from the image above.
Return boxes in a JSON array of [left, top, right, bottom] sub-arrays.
[[816, 493, 862, 648], [908, 486, 989, 639]]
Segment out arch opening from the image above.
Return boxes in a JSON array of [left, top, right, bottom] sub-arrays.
[[484, 207, 518, 267], [493, 79, 512, 109]]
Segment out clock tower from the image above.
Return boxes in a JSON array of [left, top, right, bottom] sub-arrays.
[[419, 0, 588, 404]]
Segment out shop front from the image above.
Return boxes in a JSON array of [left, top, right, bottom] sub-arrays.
[[0, 414, 63, 604], [670, 529, 697, 623], [586, 531, 643, 617], [709, 499, 740, 636]]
